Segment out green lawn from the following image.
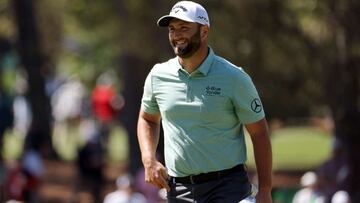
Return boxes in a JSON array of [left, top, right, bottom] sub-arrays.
[[4, 125, 332, 172], [2, 124, 129, 163], [245, 126, 332, 171]]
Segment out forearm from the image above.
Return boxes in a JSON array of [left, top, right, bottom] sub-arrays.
[[137, 114, 161, 164], [137, 110, 169, 190], [246, 118, 273, 191], [252, 132, 272, 191]]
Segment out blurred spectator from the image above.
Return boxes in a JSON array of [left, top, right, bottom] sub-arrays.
[[318, 137, 350, 200], [51, 75, 86, 123], [20, 148, 43, 202], [331, 190, 350, 203], [103, 174, 146, 203], [76, 136, 105, 203], [6, 141, 44, 203], [292, 171, 326, 203], [13, 73, 32, 138], [51, 75, 86, 151], [6, 200, 23, 203], [45, 72, 67, 98], [91, 70, 125, 148], [79, 117, 100, 144]]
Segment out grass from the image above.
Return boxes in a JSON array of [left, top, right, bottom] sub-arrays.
[[3, 125, 332, 171], [245, 126, 332, 171], [2, 124, 129, 163]]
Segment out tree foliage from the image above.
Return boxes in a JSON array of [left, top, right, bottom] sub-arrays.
[[0, 0, 359, 200]]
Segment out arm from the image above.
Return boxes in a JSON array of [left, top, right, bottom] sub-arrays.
[[245, 118, 273, 203], [137, 109, 170, 191]]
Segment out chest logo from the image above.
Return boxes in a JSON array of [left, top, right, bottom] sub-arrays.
[[205, 85, 221, 96], [251, 98, 262, 113]]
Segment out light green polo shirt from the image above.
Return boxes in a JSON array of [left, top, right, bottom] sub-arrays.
[[141, 48, 265, 177]]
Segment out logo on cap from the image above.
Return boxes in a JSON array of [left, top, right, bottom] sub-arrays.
[[171, 5, 188, 13], [197, 15, 208, 23]]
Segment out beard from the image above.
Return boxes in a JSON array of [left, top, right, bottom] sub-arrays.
[[170, 27, 201, 58]]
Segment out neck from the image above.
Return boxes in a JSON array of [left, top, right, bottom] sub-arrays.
[[179, 45, 209, 74]]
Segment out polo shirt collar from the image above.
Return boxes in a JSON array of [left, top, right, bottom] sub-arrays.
[[173, 47, 215, 76]]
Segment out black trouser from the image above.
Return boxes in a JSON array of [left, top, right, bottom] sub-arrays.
[[167, 165, 251, 203]]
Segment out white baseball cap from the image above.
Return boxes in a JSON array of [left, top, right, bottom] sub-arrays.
[[157, 1, 210, 27]]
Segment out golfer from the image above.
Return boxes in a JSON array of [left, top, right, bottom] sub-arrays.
[[137, 1, 272, 202]]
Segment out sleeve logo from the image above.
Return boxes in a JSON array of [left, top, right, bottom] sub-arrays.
[[251, 98, 262, 113]]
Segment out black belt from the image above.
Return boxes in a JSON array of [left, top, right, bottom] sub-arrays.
[[170, 164, 245, 184]]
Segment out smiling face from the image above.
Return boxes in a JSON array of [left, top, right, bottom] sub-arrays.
[[168, 19, 203, 58]]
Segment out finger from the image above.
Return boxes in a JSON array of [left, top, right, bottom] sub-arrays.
[[157, 175, 170, 192], [158, 167, 170, 191], [162, 168, 170, 180], [147, 178, 162, 189], [145, 171, 158, 186], [157, 167, 169, 180], [153, 181, 162, 189]]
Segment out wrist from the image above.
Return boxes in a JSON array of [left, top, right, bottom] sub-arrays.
[[258, 186, 272, 193], [142, 155, 157, 166]]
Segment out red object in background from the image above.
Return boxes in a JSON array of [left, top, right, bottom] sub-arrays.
[[6, 164, 40, 201], [91, 85, 117, 122]]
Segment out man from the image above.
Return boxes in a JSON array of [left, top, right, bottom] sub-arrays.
[[137, 1, 272, 202], [103, 174, 147, 203]]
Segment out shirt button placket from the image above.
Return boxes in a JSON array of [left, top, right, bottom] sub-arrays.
[[186, 77, 191, 102]]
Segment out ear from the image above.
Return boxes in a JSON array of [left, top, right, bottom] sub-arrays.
[[200, 26, 209, 39]]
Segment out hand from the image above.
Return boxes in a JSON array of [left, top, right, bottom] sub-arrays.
[[143, 158, 170, 191], [255, 189, 272, 203]]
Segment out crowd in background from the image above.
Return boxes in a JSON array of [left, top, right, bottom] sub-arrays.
[[292, 137, 351, 203], [0, 71, 167, 203]]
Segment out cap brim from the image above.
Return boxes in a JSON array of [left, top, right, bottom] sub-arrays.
[[157, 15, 196, 27], [157, 15, 174, 27]]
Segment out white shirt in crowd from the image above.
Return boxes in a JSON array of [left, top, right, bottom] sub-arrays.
[[103, 190, 147, 203]]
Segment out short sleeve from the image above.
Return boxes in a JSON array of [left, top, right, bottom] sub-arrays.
[[232, 71, 265, 124], [141, 69, 160, 114]]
